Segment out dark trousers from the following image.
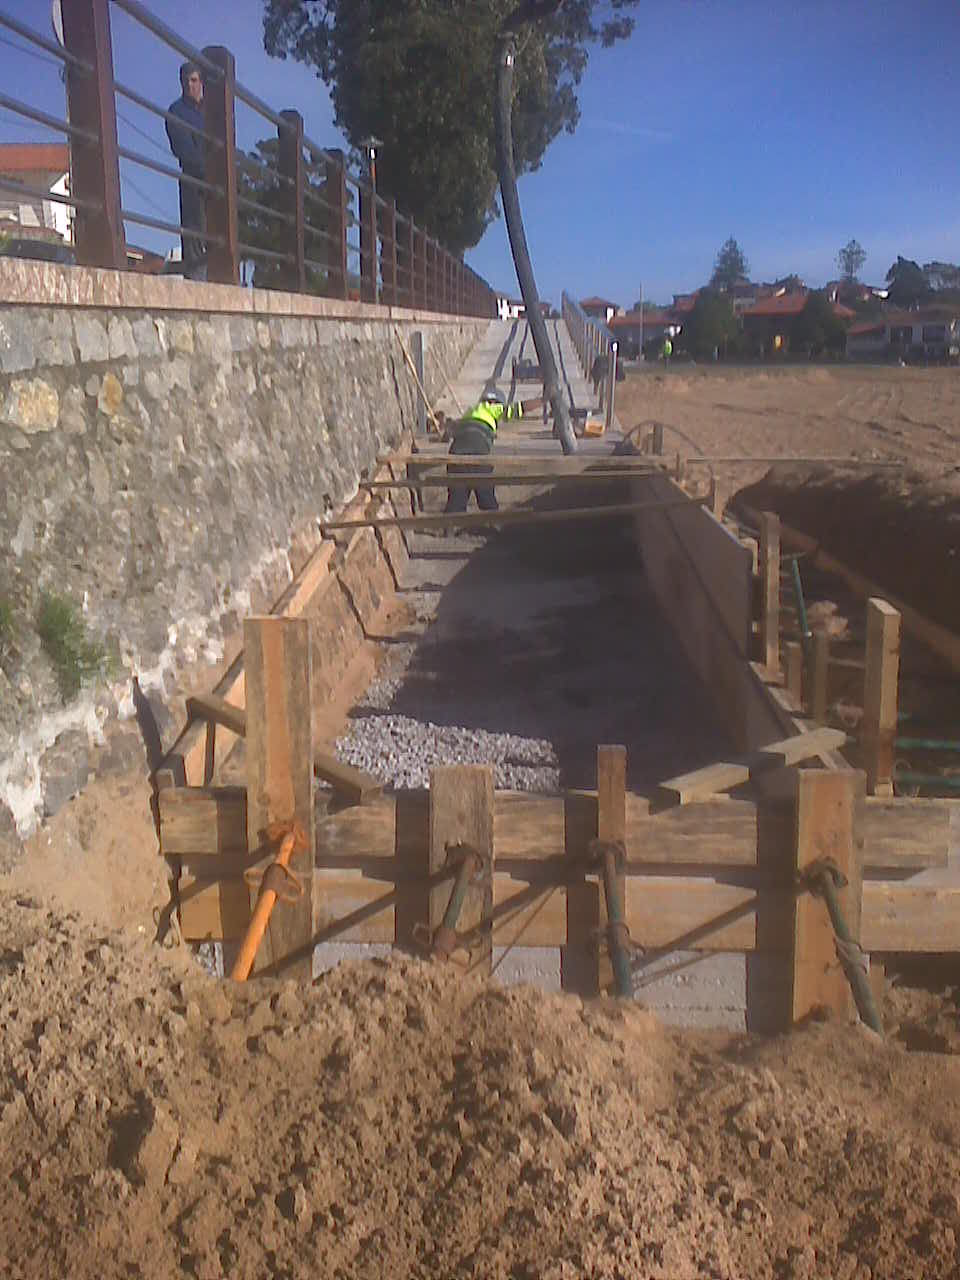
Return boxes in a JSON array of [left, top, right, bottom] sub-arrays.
[[444, 422, 498, 513], [178, 177, 206, 275]]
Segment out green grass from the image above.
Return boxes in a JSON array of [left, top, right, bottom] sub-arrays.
[[36, 592, 111, 700]]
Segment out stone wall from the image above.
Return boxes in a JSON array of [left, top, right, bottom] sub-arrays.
[[0, 263, 486, 853]]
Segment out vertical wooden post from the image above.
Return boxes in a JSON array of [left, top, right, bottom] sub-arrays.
[[862, 598, 901, 796], [278, 109, 305, 293], [243, 617, 315, 980], [61, 0, 125, 269], [562, 745, 627, 996], [785, 640, 804, 705], [410, 330, 426, 437], [418, 229, 428, 311], [201, 46, 239, 286], [789, 769, 864, 1025], [561, 790, 599, 996], [394, 789, 430, 949], [324, 152, 348, 299], [381, 198, 397, 307], [811, 630, 829, 723], [359, 179, 377, 303], [430, 766, 494, 972], [759, 511, 780, 673], [651, 422, 664, 455]]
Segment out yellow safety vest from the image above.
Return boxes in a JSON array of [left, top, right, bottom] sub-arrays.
[[463, 400, 523, 433]]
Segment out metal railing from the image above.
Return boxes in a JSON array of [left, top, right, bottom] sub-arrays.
[[562, 291, 615, 376], [0, 0, 496, 316]]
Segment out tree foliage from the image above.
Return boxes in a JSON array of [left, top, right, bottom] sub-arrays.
[[261, 0, 640, 253], [792, 290, 847, 355], [885, 256, 933, 309], [237, 137, 354, 292], [836, 238, 866, 283], [681, 288, 737, 358], [710, 237, 749, 290]]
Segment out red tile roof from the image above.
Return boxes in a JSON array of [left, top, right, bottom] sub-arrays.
[[742, 291, 854, 320], [580, 296, 617, 309], [0, 143, 69, 174]]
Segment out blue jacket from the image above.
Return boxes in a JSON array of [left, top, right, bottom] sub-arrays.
[[166, 95, 205, 180]]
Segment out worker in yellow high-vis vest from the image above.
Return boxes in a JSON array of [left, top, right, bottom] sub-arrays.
[[444, 386, 545, 513]]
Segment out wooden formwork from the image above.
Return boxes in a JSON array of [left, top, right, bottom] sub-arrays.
[[154, 447, 960, 1024]]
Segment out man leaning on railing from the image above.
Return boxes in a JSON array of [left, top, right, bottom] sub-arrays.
[[165, 61, 207, 280]]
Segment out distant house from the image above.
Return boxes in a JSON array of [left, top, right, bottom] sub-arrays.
[[740, 291, 854, 352], [609, 309, 681, 353], [846, 308, 960, 359], [825, 280, 889, 306], [579, 296, 619, 323], [0, 142, 71, 242]]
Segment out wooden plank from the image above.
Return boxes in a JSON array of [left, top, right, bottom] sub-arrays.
[[244, 617, 315, 979], [862, 598, 901, 797], [790, 769, 864, 1025], [810, 630, 829, 723], [863, 796, 952, 869], [760, 511, 781, 672], [562, 789, 599, 994], [429, 766, 494, 969], [862, 883, 960, 952], [785, 640, 803, 705], [656, 727, 846, 806], [394, 788, 431, 950], [379, 451, 669, 471], [314, 751, 382, 804], [360, 471, 661, 489], [178, 875, 251, 942], [158, 784, 247, 857], [320, 497, 708, 535], [186, 694, 247, 739]]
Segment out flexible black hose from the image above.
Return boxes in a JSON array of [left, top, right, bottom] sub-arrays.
[[493, 33, 577, 454]]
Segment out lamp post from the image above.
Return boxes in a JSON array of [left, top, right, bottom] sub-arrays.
[[359, 135, 382, 302], [639, 279, 643, 361]]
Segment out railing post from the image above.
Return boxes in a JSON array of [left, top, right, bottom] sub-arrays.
[[324, 152, 348, 299], [201, 46, 239, 285], [359, 179, 377, 303], [604, 341, 618, 434], [381, 198, 397, 307], [278, 109, 305, 293], [61, 0, 125, 269]]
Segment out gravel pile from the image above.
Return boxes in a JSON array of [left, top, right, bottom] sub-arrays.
[[334, 585, 560, 792], [335, 712, 558, 791]]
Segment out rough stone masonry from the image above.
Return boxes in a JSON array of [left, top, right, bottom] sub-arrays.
[[0, 271, 485, 858]]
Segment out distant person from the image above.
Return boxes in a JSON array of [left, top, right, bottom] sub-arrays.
[[661, 337, 673, 367], [165, 61, 207, 279], [590, 352, 606, 401], [444, 386, 544, 515]]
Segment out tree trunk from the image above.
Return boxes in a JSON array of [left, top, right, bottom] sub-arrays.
[[493, 32, 577, 454]]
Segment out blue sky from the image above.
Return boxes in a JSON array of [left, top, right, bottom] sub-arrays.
[[2, 1, 958, 309]]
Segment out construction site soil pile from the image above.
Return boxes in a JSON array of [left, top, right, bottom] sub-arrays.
[[617, 364, 960, 632], [1, 888, 959, 1279]]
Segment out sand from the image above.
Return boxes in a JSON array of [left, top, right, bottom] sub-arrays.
[[2, 363, 960, 1277]]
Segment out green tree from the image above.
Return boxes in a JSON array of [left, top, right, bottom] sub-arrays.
[[710, 237, 749, 291], [681, 288, 737, 358], [792, 291, 847, 356], [262, 0, 640, 253], [237, 136, 354, 292], [836, 239, 866, 283], [885, 256, 933, 309]]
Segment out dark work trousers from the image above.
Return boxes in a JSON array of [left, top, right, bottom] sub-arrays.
[[444, 421, 498, 513], [178, 175, 206, 276]]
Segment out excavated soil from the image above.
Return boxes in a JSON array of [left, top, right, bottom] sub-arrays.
[[2, 893, 960, 1280], [2, 364, 960, 1277]]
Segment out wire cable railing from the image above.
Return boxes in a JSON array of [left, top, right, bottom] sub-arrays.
[[0, 0, 495, 316]]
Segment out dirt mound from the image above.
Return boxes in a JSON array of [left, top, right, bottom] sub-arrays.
[[1, 887, 959, 1279]]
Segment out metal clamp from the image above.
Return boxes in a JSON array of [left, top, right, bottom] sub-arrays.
[[797, 856, 848, 896], [243, 861, 303, 903]]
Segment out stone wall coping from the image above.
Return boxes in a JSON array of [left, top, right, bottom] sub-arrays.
[[0, 259, 491, 325]]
